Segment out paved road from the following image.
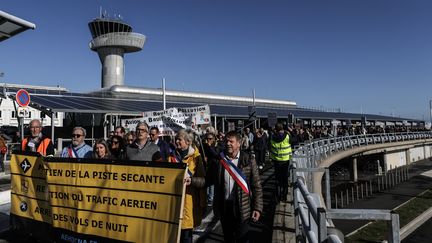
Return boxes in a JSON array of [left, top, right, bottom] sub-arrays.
[[333, 159, 432, 236]]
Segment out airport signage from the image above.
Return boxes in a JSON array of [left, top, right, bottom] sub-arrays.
[[10, 152, 186, 243], [16, 89, 30, 107]]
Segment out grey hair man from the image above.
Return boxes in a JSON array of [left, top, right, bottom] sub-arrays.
[[61, 127, 93, 158], [125, 122, 160, 161]]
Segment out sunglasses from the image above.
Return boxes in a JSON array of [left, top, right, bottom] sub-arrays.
[[136, 128, 148, 133], [112, 140, 119, 144], [72, 134, 83, 138]]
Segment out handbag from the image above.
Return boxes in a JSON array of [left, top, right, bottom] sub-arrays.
[[237, 218, 269, 240]]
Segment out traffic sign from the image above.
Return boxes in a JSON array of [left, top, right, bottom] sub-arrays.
[[17, 107, 30, 118], [16, 89, 30, 107]]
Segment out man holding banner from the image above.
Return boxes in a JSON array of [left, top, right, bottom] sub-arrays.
[[206, 131, 263, 243], [21, 119, 54, 156]]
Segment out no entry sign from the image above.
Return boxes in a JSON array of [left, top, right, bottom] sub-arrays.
[[16, 89, 31, 107]]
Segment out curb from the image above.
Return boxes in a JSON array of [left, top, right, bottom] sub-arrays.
[[345, 184, 431, 237], [400, 206, 432, 240]]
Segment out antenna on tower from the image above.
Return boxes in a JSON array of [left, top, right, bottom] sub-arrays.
[[99, 6, 102, 18]]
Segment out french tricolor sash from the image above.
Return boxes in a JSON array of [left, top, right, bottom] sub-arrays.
[[219, 152, 250, 195], [67, 145, 78, 158]]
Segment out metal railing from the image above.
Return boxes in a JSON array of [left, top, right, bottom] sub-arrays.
[[291, 131, 432, 242]]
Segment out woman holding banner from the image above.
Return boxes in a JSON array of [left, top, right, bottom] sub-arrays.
[[169, 129, 206, 243]]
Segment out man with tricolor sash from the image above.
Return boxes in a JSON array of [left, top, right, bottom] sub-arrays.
[[206, 130, 263, 243], [60, 127, 93, 158]]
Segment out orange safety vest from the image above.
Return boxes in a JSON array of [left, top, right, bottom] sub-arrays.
[[21, 137, 52, 156]]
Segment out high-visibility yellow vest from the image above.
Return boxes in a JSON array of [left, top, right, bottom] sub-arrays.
[[270, 133, 292, 161]]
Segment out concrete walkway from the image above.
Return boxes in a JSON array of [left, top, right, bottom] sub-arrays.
[[272, 187, 296, 243]]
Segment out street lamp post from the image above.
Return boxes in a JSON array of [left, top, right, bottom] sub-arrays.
[[429, 100, 432, 126]]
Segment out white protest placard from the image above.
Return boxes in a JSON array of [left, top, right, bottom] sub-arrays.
[[121, 105, 211, 136]]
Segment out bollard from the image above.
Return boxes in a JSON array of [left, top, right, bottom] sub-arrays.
[[340, 191, 344, 208], [361, 184, 364, 198], [370, 180, 373, 195], [391, 170, 394, 187], [384, 174, 386, 189], [385, 172, 388, 189], [366, 182, 370, 197], [400, 167, 403, 183], [356, 185, 359, 200], [405, 165, 409, 180], [396, 167, 400, 184], [395, 167, 398, 185], [390, 171, 393, 187], [351, 187, 354, 203], [335, 193, 338, 209], [346, 189, 349, 205], [377, 177, 380, 191]]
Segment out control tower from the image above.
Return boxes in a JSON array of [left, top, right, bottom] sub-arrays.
[[88, 16, 145, 88]]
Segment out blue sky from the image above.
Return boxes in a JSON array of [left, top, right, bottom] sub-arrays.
[[1, 0, 432, 120]]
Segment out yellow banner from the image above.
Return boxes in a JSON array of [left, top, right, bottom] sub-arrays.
[[10, 152, 186, 243]]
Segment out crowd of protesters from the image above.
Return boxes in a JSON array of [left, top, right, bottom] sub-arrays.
[[18, 119, 263, 243], [287, 124, 430, 145], [15, 118, 430, 243]]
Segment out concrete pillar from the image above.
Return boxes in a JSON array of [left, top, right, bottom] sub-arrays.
[[405, 149, 411, 165], [352, 157, 358, 182], [383, 154, 388, 172], [213, 114, 217, 130], [98, 47, 125, 88]]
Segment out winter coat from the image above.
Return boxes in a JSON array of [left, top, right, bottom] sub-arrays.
[[169, 146, 206, 229], [207, 151, 263, 222]]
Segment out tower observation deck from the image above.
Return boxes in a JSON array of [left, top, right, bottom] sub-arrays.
[[88, 17, 146, 88]]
